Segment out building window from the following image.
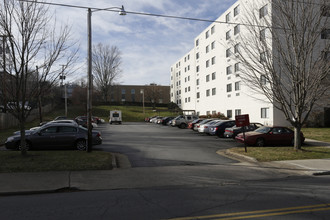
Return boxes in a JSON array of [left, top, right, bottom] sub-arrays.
[[234, 63, 240, 72], [188, 86, 190, 92], [234, 43, 240, 54], [235, 81, 240, 91], [260, 4, 268, 18], [321, 5, 330, 17], [211, 25, 215, 34], [197, 92, 200, 99], [196, 65, 200, 73], [131, 89, 135, 94], [235, 109, 241, 116], [212, 72, 216, 80], [196, 52, 200, 59], [196, 78, 200, 85], [185, 87, 187, 93], [226, 48, 231, 57], [261, 108, 269, 118], [260, 52, 267, 62], [260, 28, 266, 42], [211, 41, 215, 49], [234, 5, 240, 17], [206, 89, 210, 97], [226, 65, 232, 75], [211, 56, 216, 65], [226, 30, 231, 40], [206, 60, 210, 68], [205, 30, 209, 39], [227, 83, 232, 92], [322, 51, 330, 61], [260, 75, 267, 85], [227, 110, 232, 118], [226, 12, 231, 22], [206, 45, 209, 53], [212, 88, 216, 96], [234, 25, 240, 35], [196, 39, 199, 46], [206, 74, 210, 82], [321, 29, 330, 39]]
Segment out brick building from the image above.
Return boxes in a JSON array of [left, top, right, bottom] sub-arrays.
[[110, 84, 170, 104]]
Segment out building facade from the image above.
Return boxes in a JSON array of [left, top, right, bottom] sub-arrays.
[[110, 84, 170, 104], [170, 0, 329, 126]]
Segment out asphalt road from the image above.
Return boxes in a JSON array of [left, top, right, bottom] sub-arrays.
[[1, 122, 329, 220], [95, 122, 240, 167]]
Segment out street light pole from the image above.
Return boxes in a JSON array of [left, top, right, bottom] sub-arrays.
[[86, 6, 126, 152], [87, 8, 93, 152]]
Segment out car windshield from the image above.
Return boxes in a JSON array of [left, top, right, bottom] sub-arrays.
[[254, 126, 272, 133]]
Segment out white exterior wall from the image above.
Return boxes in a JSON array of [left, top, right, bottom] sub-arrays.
[[170, 0, 295, 126]]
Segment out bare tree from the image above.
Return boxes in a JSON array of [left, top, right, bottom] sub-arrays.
[[144, 83, 163, 109], [232, 0, 329, 150], [92, 43, 122, 102], [0, 0, 78, 155]]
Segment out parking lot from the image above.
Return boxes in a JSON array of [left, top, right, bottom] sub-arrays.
[[95, 122, 243, 168]]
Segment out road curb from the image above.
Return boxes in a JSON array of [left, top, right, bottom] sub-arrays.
[[217, 149, 258, 163]]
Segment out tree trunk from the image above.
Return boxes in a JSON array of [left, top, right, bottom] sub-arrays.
[[294, 126, 302, 151]]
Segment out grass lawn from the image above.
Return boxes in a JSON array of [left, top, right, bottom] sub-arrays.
[[301, 128, 330, 143], [0, 151, 113, 173], [229, 146, 330, 162]]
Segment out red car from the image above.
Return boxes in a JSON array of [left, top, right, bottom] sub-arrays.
[[235, 126, 305, 147]]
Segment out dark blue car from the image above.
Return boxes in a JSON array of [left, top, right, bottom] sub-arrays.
[[208, 120, 236, 137]]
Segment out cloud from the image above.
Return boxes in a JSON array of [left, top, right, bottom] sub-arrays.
[[51, 0, 237, 85]]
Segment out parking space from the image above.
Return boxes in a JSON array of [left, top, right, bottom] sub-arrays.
[[95, 122, 242, 168]]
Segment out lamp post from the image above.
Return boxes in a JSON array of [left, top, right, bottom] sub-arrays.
[[87, 6, 126, 152], [140, 89, 145, 115]]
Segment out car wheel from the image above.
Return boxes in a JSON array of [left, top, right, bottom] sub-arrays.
[[17, 141, 31, 151], [179, 123, 186, 129], [76, 140, 86, 151], [256, 138, 265, 147]]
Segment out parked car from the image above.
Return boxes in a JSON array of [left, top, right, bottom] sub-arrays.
[[5, 123, 102, 151], [208, 120, 236, 137], [235, 126, 305, 147], [193, 119, 214, 131], [188, 119, 203, 129], [75, 116, 98, 128], [224, 123, 263, 138], [161, 117, 174, 125], [198, 120, 221, 134], [171, 115, 199, 129]]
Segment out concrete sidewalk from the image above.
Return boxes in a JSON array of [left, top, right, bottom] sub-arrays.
[[0, 139, 329, 195]]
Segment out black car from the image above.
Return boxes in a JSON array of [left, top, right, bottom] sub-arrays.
[[161, 117, 174, 125], [5, 123, 102, 151], [224, 123, 264, 138], [208, 120, 236, 137]]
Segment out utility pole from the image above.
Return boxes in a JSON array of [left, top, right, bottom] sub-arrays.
[[0, 35, 9, 112], [36, 66, 43, 123], [60, 64, 67, 117]]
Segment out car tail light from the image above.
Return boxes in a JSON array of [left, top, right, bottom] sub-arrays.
[[215, 127, 218, 131], [97, 132, 101, 137]]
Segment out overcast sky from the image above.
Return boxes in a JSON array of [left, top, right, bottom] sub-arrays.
[[51, 0, 237, 86]]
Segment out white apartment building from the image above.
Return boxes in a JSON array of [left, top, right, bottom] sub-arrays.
[[170, 0, 329, 126]]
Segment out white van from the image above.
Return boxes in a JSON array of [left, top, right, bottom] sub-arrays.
[[109, 110, 122, 124]]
